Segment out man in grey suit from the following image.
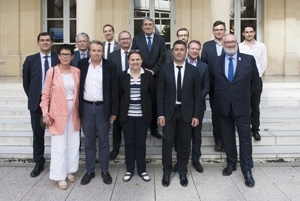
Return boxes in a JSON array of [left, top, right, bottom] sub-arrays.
[[102, 24, 120, 59], [131, 17, 166, 138], [211, 34, 259, 187], [71, 32, 90, 67], [201, 20, 226, 152], [107, 30, 132, 160], [157, 40, 201, 187], [22, 32, 59, 177]]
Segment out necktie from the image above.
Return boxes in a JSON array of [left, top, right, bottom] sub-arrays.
[[124, 51, 129, 70], [81, 52, 86, 59], [176, 66, 182, 102], [107, 43, 111, 58], [228, 57, 234, 82], [147, 36, 152, 53], [44, 55, 49, 78]]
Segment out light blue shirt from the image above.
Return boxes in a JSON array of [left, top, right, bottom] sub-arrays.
[[214, 40, 223, 56], [144, 33, 154, 44], [224, 53, 237, 79]]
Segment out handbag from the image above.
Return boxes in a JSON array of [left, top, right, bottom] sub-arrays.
[[40, 67, 55, 130]]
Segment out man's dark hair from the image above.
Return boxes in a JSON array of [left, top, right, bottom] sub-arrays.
[[187, 40, 201, 48], [176, 28, 189, 36], [243, 23, 256, 32], [57, 44, 74, 55], [213, 21, 226, 30], [173, 40, 187, 48], [103, 24, 115, 32], [37, 32, 53, 42]]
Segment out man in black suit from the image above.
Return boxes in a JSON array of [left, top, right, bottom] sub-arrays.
[[131, 17, 166, 138], [71, 32, 90, 67], [201, 20, 226, 152], [107, 30, 132, 160], [22, 32, 59, 177], [102, 24, 120, 59], [211, 34, 259, 187], [78, 40, 118, 185], [157, 40, 201, 187], [165, 28, 190, 64]]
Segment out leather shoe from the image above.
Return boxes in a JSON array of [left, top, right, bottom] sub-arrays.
[[80, 172, 95, 185], [214, 142, 222, 151], [172, 162, 178, 172], [252, 131, 261, 141], [110, 150, 119, 160], [244, 171, 255, 187], [192, 161, 203, 173], [179, 174, 188, 187], [161, 173, 171, 187], [101, 172, 112, 184], [222, 166, 237, 176], [30, 164, 44, 177], [151, 130, 163, 139]]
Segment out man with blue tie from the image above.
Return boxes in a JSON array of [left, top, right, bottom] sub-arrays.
[[131, 17, 166, 139], [107, 30, 132, 160], [211, 34, 259, 187], [22, 32, 59, 177], [71, 32, 90, 67]]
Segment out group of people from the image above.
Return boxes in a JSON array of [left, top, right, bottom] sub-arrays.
[[22, 17, 267, 190]]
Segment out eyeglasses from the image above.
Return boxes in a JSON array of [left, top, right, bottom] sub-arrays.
[[223, 41, 237, 45], [59, 53, 72, 57], [178, 34, 189, 37], [119, 38, 131, 41], [213, 29, 225, 32]]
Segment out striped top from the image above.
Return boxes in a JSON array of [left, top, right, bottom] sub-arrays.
[[127, 67, 145, 117]]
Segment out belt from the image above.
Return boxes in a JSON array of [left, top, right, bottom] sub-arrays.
[[175, 104, 181, 107], [84, 100, 104, 106]]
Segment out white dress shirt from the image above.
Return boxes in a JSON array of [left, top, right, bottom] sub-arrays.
[[40, 52, 52, 93], [104, 40, 116, 59]]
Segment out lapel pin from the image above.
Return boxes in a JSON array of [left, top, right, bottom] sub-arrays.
[[239, 57, 241, 61]]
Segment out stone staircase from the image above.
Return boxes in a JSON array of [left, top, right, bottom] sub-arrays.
[[0, 76, 300, 163]]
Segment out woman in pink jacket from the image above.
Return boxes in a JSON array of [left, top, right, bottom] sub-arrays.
[[40, 44, 80, 190]]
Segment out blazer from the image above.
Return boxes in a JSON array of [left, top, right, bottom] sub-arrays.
[[118, 70, 155, 123], [157, 63, 201, 122], [70, 50, 90, 67], [40, 66, 81, 134], [186, 59, 210, 111], [78, 58, 119, 120], [22, 52, 59, 112], [165, 48, 173, 64], [211, 52, 259, 117], [200, 40, 220, 66], [107, 49, 124, 76], [131, 33, 166, 76]]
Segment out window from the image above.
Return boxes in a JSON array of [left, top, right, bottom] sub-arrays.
[[230, 0, 263, 43], [42, 0, 77, 52], [131, 0, 173, 50]]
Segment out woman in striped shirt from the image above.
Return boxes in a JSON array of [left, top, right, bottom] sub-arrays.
[[118, 50, 155, 182]]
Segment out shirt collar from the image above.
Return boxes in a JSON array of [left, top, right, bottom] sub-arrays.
[[88, 58, 103, 67], [225, 52, 238, 60], [40, 52, 52, 58], [144, 33, 154, 40], [186, 58, 197, 66], [174, 61, 186, 69], [127, 67, 145, 74]]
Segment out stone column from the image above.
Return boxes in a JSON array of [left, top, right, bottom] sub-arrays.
[[210, 0, 231, 32], [284, 0, 300, 75], [76, 0, 96, 40]]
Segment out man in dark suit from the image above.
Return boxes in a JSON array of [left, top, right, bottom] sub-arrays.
[[107, 30, 132, 160], [201, 20, 226, 152], [22, 32, 59, 177], [157, 40, 201, 187], [78, 40, 118, 185], [165, 28, 190, 64], [71, 32, 90, 67], [211, 34, 259, 187], [102, 24, 120, 59], [131, 17, 166, 138]]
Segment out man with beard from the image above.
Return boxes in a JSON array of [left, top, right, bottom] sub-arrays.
[[211, 34, 259, 187]]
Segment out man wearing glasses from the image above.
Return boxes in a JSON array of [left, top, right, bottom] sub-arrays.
[[211, 34, 259, 187], [201, 20, 226, 152], [107, 30, 132, 160]]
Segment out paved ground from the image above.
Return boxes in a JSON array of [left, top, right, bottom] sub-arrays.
[[0, 162, 300, 201]]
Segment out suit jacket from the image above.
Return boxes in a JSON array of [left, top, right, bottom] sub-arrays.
[[107, 49, 124, 76], [157, 63, 201, 122], [78, 58, 119, 120], [40, 66, 81, 134], [22, 52, 59, 112], [131, 33, 166, 76], [200, 40, 220, 65], [211, 52, 259, 117], [70, 50, 90, 67], [187, 59, 210, 111], [165, 49, 173, 64], [118, 70, 154, 123], [103, 41, 121, 54]]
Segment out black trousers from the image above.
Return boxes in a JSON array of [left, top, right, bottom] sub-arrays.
[[112, 116, 122, 152], [209, 88, 222, 143], [149, 86, 158, 132], [191, 111, 205, 162], [251, 77, 263, 132], [162, 107, 192, 175], [30, 106, 45, 166]]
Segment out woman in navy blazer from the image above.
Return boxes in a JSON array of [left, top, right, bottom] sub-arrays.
[[118, 51, 154, 182]]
